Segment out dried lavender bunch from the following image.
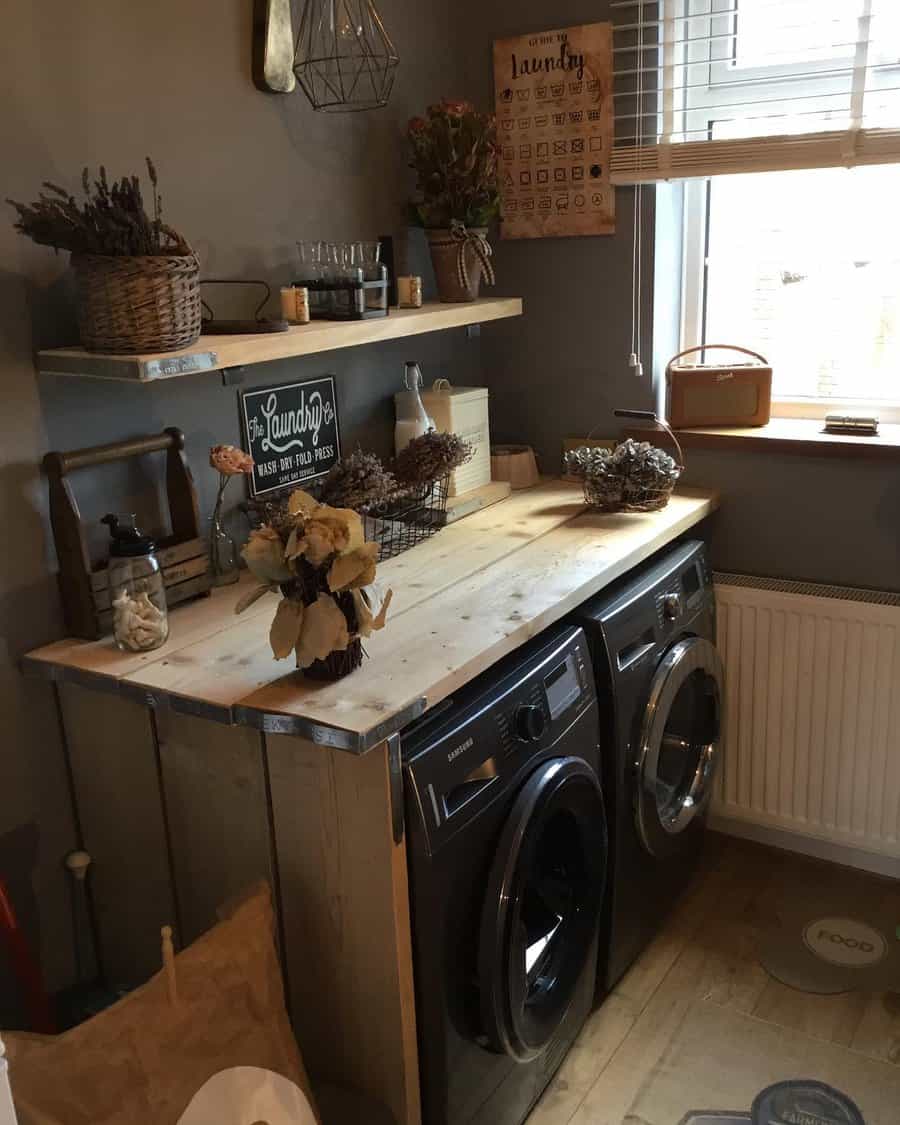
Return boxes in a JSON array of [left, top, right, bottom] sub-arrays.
[[393, 431, 474, 486], [567, 438, 680, 509], [319, 450, 399, 512], [7, 158, 192, 257]]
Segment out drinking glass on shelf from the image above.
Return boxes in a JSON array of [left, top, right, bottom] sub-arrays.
[[357, 240, 388, 311], [328, 242, 363, 316], [297, 240, 325, 314]]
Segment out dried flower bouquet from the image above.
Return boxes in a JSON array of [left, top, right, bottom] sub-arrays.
[[237, 488, 392, 677]]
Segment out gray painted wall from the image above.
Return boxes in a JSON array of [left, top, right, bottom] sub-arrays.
[[460, 0, 658, 473], [0, 0, 481, 1020], [459, 1, 900, 591]]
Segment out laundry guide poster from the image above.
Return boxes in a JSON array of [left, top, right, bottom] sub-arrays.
[[493, 23, 615, 239]]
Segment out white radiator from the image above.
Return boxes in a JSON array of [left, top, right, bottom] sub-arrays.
[[712, 574, 900, 871]]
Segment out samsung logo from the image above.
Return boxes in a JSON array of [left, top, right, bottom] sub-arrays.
[[447, 736, 474, 763]]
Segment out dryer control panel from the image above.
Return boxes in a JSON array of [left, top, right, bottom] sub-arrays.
[[654, 554, 710, 629]]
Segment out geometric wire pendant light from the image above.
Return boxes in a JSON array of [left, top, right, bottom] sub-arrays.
[[293, 0, 399, 112]]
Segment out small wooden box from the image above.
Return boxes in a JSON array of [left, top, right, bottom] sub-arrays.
[[418, 383, 492, 497], [666, 345, 772, 429]]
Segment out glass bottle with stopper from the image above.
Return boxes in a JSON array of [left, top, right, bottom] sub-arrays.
[[102, 514, 169, 653], [394, 361, 434, 454]]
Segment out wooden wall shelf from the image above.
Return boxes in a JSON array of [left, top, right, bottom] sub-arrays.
[[36, 298, 524, 383]]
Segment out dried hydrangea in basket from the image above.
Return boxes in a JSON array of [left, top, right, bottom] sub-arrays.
[[318, 434, 474, 561], [565, 438, 681, 513], [236, 488, 392, 681]]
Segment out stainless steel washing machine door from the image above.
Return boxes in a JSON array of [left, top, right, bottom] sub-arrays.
[[635, 636, 724, 858], [478, 756, 607, 1062]]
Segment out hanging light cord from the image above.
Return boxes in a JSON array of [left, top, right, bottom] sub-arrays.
[[629, 0, 646, 378]]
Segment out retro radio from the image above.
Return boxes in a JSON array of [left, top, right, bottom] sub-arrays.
[[666, 345, 772, 429]]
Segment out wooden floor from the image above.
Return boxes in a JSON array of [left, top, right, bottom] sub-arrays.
[[528, 834, 900, 1125]]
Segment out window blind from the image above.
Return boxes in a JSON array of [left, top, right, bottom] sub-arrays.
[[611, 0, 900, 183]]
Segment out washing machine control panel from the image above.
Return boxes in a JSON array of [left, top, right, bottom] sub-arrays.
[[494, 645, 590, 751], [402, 628, 596, 845], [514, 703, 546, 742]]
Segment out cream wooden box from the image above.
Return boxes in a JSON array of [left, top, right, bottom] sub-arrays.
[[419, 382, 491, 496]]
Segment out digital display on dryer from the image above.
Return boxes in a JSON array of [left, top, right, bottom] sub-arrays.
[[544, 655, 581, 718], [682, 562, 701, 600]]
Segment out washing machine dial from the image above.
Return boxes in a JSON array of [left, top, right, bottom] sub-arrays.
[[515, 704, 547, 742], [662, 592, 683, 620]]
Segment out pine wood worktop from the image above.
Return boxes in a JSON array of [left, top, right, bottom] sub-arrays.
[[24, 481, 719, 751]]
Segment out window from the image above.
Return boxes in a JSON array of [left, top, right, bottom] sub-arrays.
[[666, 0, 900, 414], [612, 1, 900, 417], [611, 0, 900, 179], [681, 165, 900, 415]]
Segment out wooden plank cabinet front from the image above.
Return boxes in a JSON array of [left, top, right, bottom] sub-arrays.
[[53, 682, 420, 1125]]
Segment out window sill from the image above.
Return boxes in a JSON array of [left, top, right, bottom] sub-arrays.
[[628, 418, 900, 461]]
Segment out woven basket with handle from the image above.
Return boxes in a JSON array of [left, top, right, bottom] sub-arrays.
[[72, 252, 201, 354]]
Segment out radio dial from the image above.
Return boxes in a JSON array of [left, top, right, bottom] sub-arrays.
[[515, 704, 547, 742]]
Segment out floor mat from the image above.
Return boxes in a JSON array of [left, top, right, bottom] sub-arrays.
[[627, 998, 900, 1125], [754, 855, 900, 995]]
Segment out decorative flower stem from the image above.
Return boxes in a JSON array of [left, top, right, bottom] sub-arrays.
[[207, 444, 254, 587]]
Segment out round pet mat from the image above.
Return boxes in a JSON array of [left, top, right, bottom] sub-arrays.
[[757, 868, 900, 995]]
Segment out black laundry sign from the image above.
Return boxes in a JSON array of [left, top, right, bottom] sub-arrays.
[[240, 375, 340, 497]]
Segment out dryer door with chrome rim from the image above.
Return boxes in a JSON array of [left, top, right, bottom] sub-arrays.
[[478, 756, 607, 1063], [635, 636, 724, 858]]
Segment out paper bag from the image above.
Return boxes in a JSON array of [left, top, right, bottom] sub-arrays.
[[4, 883, 318, 1125]]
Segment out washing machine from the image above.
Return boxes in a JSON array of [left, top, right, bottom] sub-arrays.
[[402, 625, 608, 1125], [575, 540, 724, 993]]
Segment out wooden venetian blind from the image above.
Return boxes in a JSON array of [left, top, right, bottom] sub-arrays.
[[611, 0, 900, 183]]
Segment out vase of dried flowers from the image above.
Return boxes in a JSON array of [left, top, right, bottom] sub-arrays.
[[209, 444, 254, 586], [237, 488, 393, 681], [408, 100, 500, 302], [8, 159, 200, 353]]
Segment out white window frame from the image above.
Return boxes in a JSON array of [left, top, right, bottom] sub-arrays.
[[678, 0, 900, 423], [680, 176, 900, 422]]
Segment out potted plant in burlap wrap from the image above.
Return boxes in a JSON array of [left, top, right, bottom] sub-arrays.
[[408, 100, 501, 302], [8, 159, 200, 354]]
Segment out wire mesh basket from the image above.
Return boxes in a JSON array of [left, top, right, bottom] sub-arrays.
[[571, 412, 684, 514], [361, 476, 449, 561], [244, 476, 450, 563]]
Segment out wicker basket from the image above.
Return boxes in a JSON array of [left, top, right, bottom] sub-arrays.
[[72, 252, 201, 353]]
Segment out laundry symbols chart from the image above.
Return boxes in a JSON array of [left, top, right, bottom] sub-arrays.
[[493, 23, 615, 239]]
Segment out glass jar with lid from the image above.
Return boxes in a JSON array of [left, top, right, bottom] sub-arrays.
[[102, 513, 169, 652]]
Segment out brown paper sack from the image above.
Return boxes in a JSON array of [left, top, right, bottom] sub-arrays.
[[4, 883, 319, 1125]]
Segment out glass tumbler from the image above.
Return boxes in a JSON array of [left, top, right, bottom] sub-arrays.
[[357, 240, 388, 312], [297, 240, 325, 315]]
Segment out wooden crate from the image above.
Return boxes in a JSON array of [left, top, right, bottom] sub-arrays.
[[44, 428, 211, 640]]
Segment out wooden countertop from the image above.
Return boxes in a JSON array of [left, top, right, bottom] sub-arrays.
[[24, 481, 718, 751]]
